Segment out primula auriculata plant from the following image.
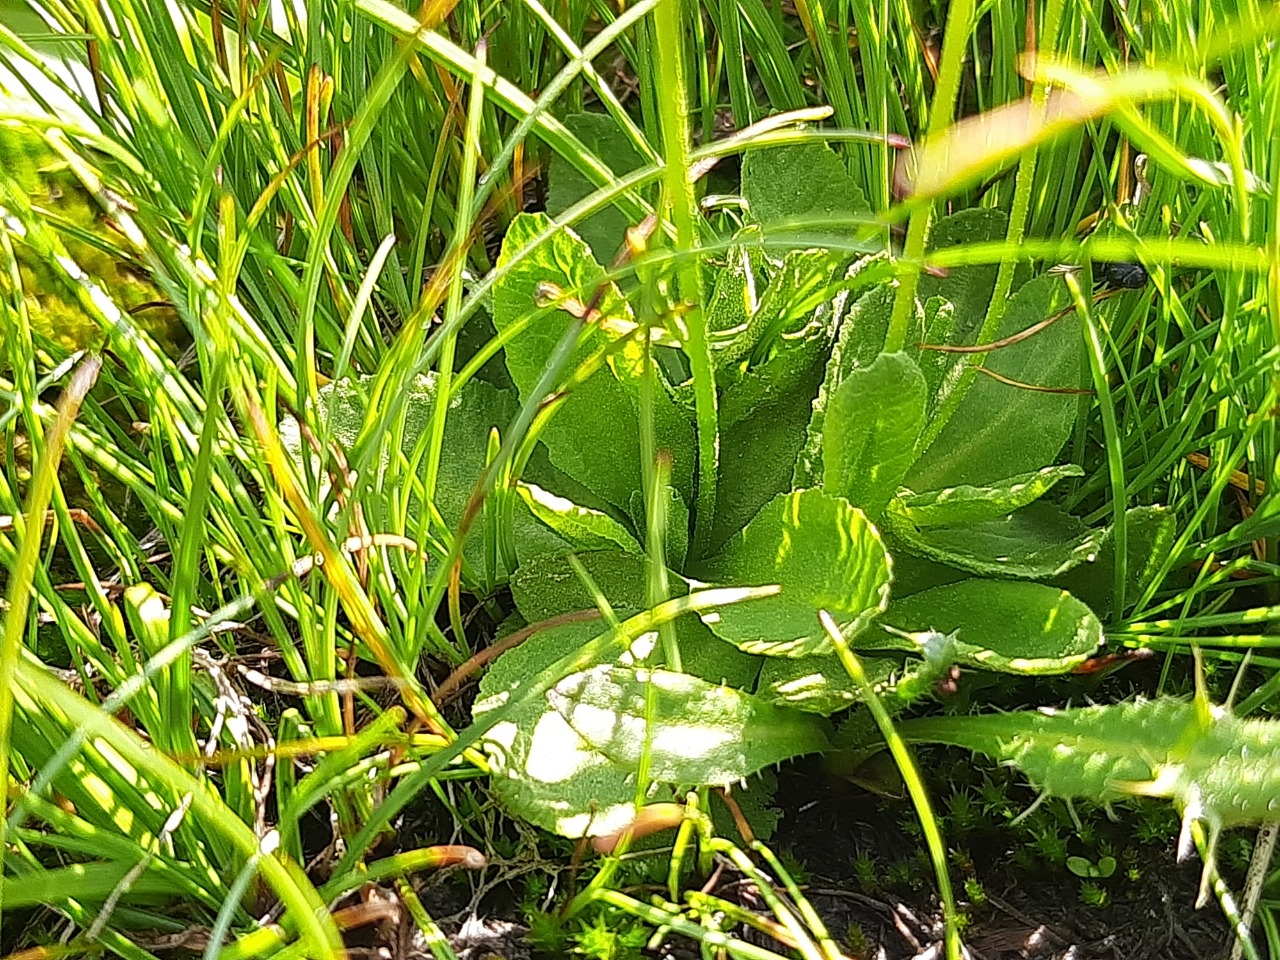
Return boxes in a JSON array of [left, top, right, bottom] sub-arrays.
[[304, 130, 1277, 884]]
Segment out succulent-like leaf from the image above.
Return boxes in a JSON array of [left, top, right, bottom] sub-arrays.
[[906, 274, 1082, 491], [890, 501, 1106, 579], [892, 465, 1084, 528], [823, 351, 928, 517], [880, 579, 1103, 673]]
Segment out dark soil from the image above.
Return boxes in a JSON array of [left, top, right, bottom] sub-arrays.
[[768, 759, 1235, 960], [395, 753, 1238, 960]]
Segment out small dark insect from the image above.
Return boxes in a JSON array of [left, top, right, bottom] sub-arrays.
[[1095, 260, 1150, 290]]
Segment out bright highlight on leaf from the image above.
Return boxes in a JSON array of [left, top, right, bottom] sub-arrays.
[[895, 56, 1252, 202], [688, 489, 892, 658]]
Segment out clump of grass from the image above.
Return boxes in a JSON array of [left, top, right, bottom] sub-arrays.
[[2, 0, 1279, 957]]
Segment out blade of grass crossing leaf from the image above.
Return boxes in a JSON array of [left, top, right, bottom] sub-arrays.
[[204, 851, 266, 960], [717, 0, 756, 126], [792, 0, 856, 129], [922, 236, 1267, 273], [409, 308, 585, 661], [397, 878, 461, 960], [645, 451, 680, 668], [356, 0, 657, 496], [1065, 272, 1128, 615], [652, 0, 716, 557], [887, 0, 974, 353], [0, 355, 100, 926], [819, 611, 962, 960], [917, 0, 1064, 457], [332, 233, 399, 389], [6, 582, 270, 839], [504, 0, 658, 168], [356, 0, 651, 225], [424, 41, 489, 647]]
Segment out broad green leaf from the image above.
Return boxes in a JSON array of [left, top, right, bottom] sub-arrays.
[[493, 213, 695, 511], [1054, 505, 1176, 616], [477, 596, 761, 837], [518, 482, 642, 554], [705, 230, 768, 333], [898, 697, 1280, 833], [550, 666, 830, 784], [672, 614, 764, 691], [915, 296, 959, 408], [823, 352, 927, 517], [741, 142, 870, 241], [916, 209, 1009, 344], [511, 550, 650, 621], [756, 653, 900, 715], [546, 112, 650, 263], [892, 465, 1084, 527], [885, 545, 972, 599], [475, 619, 659, 837], [688, 489, 892, 657], [890, 501, 1106, 579], [906, 274, 1083, 491], [882, 579, 1103, 673], [794, 280, 915, 488], [711, 321, 831, 553]]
